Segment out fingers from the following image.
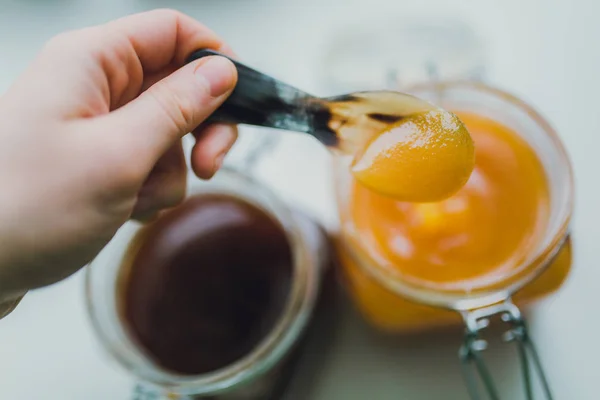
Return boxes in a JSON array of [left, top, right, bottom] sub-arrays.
[[101, 55, 237, 168], [131, 142, 187, 221], [130, 123, 238, 220], [191, 124, 238, 179], [103, 9, 233, 73], [99, 11, 236, 108], [8, 9, 236, 118]]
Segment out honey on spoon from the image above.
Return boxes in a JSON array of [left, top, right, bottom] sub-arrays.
[[188, 50, 474, 202]]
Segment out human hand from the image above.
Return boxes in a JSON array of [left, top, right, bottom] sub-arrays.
[[0, 9, 238, 303]]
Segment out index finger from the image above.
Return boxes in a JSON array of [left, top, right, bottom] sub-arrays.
[[104, 9, 234, 73]]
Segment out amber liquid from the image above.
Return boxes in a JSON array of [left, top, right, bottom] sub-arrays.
[[118, 194, 293, 376], [347, 112, 550, 289]]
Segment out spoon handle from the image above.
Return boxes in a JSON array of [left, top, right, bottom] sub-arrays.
[[187, 49, 336, 145]]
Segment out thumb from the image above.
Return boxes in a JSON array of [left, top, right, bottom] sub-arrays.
[[105, 55, 237, 162]]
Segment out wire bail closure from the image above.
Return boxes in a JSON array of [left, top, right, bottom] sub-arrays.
[[459, 300, 553, 400]]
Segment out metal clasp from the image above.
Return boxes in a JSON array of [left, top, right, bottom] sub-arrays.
[[459, 300, 553, 400]]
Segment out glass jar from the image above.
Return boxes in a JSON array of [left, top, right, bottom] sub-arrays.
[[333, 81, 574, 397], [335, 80, 573, 316], [85, 139, 331, 399]]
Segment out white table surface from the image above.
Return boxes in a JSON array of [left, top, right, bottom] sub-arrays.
[[0, 0, 597, 398]]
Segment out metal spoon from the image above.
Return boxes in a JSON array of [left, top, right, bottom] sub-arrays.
[[187, 49, 437, 154]]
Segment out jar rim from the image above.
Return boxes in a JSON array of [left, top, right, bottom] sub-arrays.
[[339, 80, 574, 310], [85, 168, 318, 395]]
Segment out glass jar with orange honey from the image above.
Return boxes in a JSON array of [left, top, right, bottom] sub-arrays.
[[333, 81, 574, 397]]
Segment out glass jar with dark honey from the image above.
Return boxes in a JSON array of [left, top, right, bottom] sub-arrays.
[[85, 135, 333, 400]]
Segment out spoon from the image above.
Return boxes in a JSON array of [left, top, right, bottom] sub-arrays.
[[187, 49, 436, 152], [187, 49, 474, 202]]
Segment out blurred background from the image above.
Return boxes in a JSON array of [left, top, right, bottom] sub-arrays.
[[0, 0, 596, 399]]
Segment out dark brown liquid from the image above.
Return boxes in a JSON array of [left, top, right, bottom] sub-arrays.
[[118, 194, 293, 376]]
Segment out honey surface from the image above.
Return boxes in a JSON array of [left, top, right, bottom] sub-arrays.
[[348, 112, 550, 288]]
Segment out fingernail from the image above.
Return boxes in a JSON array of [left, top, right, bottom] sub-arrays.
[[208, 125, 237, 176], [195, 56, 236, 97], [213, 152, 226, 175]]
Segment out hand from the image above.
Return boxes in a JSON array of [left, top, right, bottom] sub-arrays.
[[0, 9, 238, 303]]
